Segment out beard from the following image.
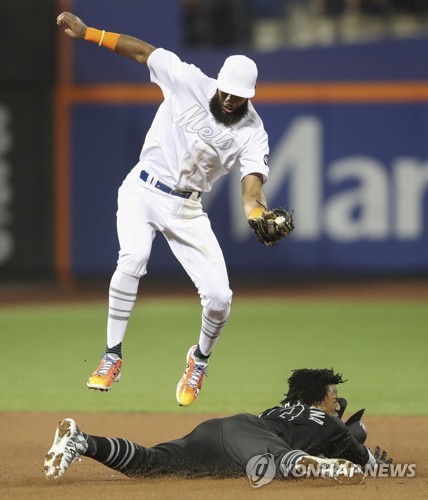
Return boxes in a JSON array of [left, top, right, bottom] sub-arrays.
[[209, 92, 249, 126]]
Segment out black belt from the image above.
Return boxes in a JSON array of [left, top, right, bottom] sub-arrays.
[[140, 170, 201, 199]]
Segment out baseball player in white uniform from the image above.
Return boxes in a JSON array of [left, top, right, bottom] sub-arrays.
[[57, 12, 271, 407]]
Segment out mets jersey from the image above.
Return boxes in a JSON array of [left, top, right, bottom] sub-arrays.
[[130, 48, 269, 193]]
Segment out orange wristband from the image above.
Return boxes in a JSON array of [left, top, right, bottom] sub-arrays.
[[248, 207, 265, 219], [84, 27, 120, 51]]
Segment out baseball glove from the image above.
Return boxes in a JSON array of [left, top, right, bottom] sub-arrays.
[[248, 206, 294, 247]]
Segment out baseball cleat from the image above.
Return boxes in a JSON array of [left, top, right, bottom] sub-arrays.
[[87, 354, 122, 391], [296, 455, 365, 485], [176, 345, 208, 407], [44, 418, 88, 479]]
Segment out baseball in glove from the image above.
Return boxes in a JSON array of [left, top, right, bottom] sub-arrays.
[[248, 204, 294, 247]]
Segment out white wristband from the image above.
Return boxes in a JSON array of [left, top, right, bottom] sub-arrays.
[[366, 447, 377, 467]]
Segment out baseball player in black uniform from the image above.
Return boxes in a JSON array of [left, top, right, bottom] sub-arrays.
[[45, 369, 391, 484]]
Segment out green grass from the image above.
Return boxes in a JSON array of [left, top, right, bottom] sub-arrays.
[[2, 298, 427, 415]]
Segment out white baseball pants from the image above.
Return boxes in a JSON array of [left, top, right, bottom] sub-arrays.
[[115, 174, 233, 312]]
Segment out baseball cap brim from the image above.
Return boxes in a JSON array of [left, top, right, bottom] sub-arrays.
[[217, 80, 255, 99]]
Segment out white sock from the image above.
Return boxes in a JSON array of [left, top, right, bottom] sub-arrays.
[[197, 306, 230, 357], [107, 270, 139, 349]]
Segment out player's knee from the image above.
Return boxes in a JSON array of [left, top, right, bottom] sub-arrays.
[[117, 251, 149, 279], [202, 287, 232, 312]]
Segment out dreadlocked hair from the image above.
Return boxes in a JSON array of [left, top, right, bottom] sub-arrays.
[[280, 368, 346, 406]]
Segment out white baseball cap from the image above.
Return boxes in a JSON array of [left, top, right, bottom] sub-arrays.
[[217, 55, 258, 99]]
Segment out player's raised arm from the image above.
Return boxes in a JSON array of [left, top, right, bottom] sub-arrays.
[[56, 12, 156, 65]]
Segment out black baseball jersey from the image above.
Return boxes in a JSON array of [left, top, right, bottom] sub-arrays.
[[258, 403, 370, 466], [107, 404, 371, 478]]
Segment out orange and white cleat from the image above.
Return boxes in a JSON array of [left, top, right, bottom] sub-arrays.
[[87, 354, 122, 391], [176, 345, 208, 407]]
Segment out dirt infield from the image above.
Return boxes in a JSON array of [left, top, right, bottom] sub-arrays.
[[2, 279, 427, 498], [1, 412, 427, 499]]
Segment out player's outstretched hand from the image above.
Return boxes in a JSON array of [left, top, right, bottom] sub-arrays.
[[372, 445, 393, 465], [57, 12, 87, 39]]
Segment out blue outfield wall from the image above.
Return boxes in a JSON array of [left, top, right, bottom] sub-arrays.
[[68, 0, 428, 278], [70, 101, 428, 277]]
